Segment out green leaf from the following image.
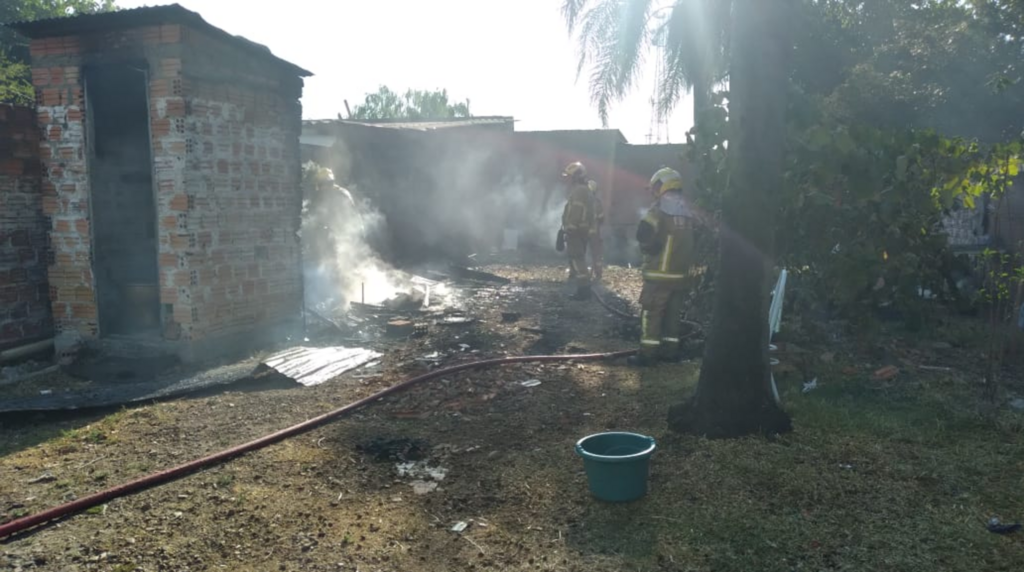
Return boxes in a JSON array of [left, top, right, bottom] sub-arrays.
[[807, 126, 831, 151], [835, 131, 856, 155], [895, 155, 908, 182]]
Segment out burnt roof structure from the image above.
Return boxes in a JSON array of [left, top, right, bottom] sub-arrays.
[[6, 3, 312, 77]]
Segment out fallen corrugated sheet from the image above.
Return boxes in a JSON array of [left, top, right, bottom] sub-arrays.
[[262, 346, 382, 387]]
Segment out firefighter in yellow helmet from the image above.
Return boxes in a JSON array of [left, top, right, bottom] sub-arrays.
[[587, 179, 605, 281], [628, 167, 701, 366], [559, 161, 594, 301]]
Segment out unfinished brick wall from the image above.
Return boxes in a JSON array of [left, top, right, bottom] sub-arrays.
[[29, 51, 93, 342], [163, 28, 304, 346], [0, 104, 53, 349], [27, 21, 306, 359]]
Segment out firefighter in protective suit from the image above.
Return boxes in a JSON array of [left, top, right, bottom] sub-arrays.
[[628, 167, 700, 366], [587, 180, 605, 281], [558, 161, 594, 301]]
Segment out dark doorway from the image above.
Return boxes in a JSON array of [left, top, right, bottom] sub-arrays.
[[84, 63, 160, 337]]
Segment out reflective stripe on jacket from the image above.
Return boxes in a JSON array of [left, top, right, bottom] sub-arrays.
[[637, 192, 699, 282]]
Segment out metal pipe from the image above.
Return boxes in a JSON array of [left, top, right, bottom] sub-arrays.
[[0, 348, 636, 540], [0, 338, 54, 364]]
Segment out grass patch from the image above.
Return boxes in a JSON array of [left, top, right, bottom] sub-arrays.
[[560, 366, 1024, 571]]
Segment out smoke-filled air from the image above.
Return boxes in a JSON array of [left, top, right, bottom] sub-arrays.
[[10, 1, 1024, 570], [299, 161, 420, 311]]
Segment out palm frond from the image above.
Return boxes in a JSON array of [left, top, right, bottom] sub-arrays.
[[657, 47, 695, 118], [561, 0, 592, 34], [566, 0, 732, 124], [574, 0, 622, 84], [610, 0, 654, 98], [656, 0, 732, 118], [571, 0, 655, 125]]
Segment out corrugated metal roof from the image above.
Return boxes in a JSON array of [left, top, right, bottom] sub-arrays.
[[303, 116, 515, 132], [514, 128, 629, 145], [5, 3, 312, 77], [262, 346, 382, 387], [299, 134, 337, 148]]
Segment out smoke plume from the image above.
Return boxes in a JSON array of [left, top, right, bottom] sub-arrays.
[[301, 135, 586, 313], [300, 162, 413, 310]]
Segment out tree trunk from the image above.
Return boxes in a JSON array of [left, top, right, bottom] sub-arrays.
[[692, 79, 710, 128], [668, 0, 794, 438]]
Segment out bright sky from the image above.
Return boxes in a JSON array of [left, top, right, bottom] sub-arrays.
[[117, 0, 693, 143]]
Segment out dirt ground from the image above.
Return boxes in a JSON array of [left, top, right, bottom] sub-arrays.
[[2, 262, 1024, 571]]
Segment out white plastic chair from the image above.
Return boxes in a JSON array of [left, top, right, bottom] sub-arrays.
[[767, 269, 788, 405]]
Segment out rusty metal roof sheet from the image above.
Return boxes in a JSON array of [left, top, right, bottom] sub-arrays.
[[5, 3, 312, 77]]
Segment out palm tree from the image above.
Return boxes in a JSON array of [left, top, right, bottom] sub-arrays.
[[667, 0, 794, 438], [566, 0, 794, 438], [561, 0, 731, 127]]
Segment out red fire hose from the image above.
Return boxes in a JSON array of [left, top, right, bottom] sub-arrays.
[[0, 349, 636, 540]]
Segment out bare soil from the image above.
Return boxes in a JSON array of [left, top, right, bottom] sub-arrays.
[[2, 263, 1023, 572]]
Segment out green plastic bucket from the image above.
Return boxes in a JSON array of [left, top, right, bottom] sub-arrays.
[[574, 432, 657, 502]]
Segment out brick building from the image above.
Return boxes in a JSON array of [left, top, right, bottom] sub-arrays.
[[7, 5, 312, 361]]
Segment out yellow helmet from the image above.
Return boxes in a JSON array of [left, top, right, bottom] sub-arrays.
[[562, 161, 587, 183], [649, 167, 683, 197]]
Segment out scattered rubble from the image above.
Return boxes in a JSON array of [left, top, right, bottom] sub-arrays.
[[873, 365, 899, 380], [987, 517, 1022, 535], [385, 320, 416, 338], [26, 472, 56, 485]]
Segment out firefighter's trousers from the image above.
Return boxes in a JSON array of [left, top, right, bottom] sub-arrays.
[[565, 231, 590, 289], [639, 280, 687, 359]]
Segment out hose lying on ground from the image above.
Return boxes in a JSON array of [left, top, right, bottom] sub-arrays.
[[0, 349, 636, 541], [590, 285, 704, 339], [590, 285, 641, 320]]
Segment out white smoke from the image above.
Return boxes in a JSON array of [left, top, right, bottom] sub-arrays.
[[425, 144, 565, 253], [300, 163, 412, 310], [300, 141, 572, 314]]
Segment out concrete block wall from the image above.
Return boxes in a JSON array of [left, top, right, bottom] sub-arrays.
[[0, 104, 53, 349], [27, 23, 305, 359], [167, 28, 305, 349]]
